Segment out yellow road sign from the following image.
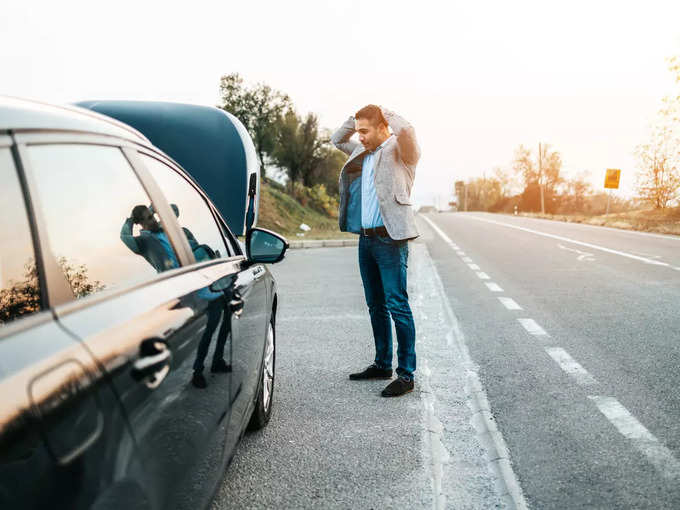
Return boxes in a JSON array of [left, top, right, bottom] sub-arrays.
[[604, 169, 621, 189]]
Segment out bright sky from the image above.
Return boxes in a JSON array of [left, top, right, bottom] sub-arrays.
[[3, 0, 680, 206]]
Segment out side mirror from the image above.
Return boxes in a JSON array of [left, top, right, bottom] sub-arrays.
[[246, 228, 288, 264]]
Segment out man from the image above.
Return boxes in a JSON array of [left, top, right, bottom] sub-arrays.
[[331, 105, 420, 397], [120, 205, 179, 273]]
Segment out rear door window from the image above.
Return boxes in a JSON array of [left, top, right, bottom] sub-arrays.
[[138, 153, 231, 261], [0, 148, 43, 325], [25, 144, 179, 298]]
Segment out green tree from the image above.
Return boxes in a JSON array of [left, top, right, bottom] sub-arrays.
[[271, 110, 327, 190], [218, 73, 292, 177]]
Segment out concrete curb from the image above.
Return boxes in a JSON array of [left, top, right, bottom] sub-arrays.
[[288, 239, 358, 249]]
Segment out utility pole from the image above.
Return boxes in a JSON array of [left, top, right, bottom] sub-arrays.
[[539, 142, 545, 214], [464, 182, 468, 212]]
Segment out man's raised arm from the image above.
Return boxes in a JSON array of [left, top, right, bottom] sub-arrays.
[[331, 116, 361, 156], [380, 107, 421, 167], [120, 216, 142, 254]]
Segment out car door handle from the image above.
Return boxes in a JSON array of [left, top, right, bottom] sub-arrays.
[[229, 297, 244, 317], [131, 338, 171, 389]]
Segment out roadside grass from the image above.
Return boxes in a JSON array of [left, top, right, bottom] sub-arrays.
[[510, 207, 680, 236], [256, 183, 355, 240]]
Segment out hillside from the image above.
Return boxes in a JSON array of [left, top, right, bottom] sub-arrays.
[[256, 183, 354, 240]]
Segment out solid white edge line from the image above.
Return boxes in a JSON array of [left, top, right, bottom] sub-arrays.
[[517, 318, 548, 336], [462, 215, 670, 267], [588, 396, 680, 479], [498, 297, 523, 310], [486, 282, 504, 292], [420, 214, 529, 509], [545, 347, 597, 385]]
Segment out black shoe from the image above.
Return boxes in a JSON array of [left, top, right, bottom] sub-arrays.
[[349, 363, 392, 380], [211, 359, 232, 373], [381, 376, 414, 397], [192, 371, 207, 389]]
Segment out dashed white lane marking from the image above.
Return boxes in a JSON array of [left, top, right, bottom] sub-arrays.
[[468, 263, 480, 270], [422, 214, 680, 484], [462, 257, 473, 263], [498, 297, 522, 310], [463, 216, 670, 267], [545, 347, 597, 385], [456, 251, 466, 256], [476, 272, 490, 280], [588, 396, 680, 480], [517, 318, 548, 336]]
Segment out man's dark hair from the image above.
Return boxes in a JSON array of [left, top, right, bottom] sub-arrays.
[[355, 104, 387, 127], [131, 205, 149, 224]]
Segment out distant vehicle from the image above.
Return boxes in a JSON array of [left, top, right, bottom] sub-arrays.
[[418, 205, 438, 213], [0, 96, 287, 510]]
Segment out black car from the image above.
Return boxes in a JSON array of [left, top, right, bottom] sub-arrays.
[[0, 96, 287, 509]]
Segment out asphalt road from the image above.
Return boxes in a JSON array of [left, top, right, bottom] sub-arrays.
[[420, 212, 680, 509], [212, 240, 505, 509], [212, 212, 680, 509]]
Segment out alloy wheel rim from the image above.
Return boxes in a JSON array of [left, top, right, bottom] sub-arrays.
[[262, 322, 275, 412]]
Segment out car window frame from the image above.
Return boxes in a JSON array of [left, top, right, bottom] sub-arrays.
[[12, 131, 197, 310], [133, 147, 245, 263], [10, 131, 247, 317], [0, 134, 57, 339]]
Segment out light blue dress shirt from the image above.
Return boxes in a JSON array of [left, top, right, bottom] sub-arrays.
[[361, 135, 393, 229]]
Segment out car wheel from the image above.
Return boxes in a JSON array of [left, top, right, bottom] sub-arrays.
[[247, 317, 275, 431]]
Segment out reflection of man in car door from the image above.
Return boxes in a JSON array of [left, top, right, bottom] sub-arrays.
[[121, 204, 231, 389], [120, 205, 179, 272], [169, 203, 218, 261], [192, 283, 233, 389]]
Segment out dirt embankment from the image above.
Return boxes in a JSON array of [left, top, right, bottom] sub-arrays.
[[514, 208, 680, 236], [256, 184, 353, 240]]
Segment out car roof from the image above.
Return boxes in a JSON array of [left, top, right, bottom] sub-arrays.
[[0, 95, 149, 143]]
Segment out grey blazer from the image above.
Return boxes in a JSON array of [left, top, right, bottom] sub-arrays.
[[331, 108, 420, 240]]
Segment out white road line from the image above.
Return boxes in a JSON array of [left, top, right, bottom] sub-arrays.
[[476, 272, 490, 280], [588, 396, 680, 480], [485, 282, 504, 292], [415, 240, 529, 509], [518, 318, 548, 336], [468, 263, 480, 270], [462, 257, 473, 263], [463, 216, 670, 267], [498, 297, 522, 310], [456, 251, 466, 256], [557, 243, 595, 261], [545, 347, 597, 385]]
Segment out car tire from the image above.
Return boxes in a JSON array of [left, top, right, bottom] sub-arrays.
[[247, 317, 275, 431]]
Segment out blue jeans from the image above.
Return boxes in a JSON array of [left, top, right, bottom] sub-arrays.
[[358, 235, 416, 380]]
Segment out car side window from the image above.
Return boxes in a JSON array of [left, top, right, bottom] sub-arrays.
[[0, 148, 43, 325], [139, 154, 230, 261], [25, 144, 180, 299]]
